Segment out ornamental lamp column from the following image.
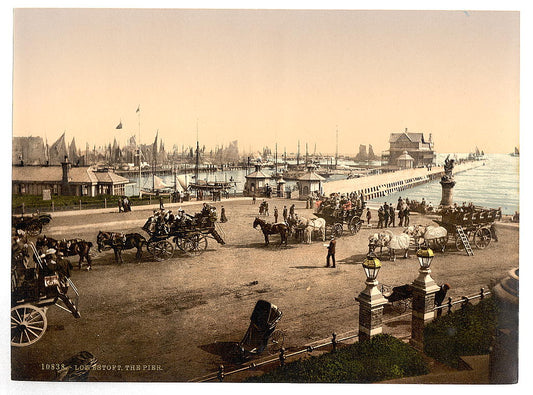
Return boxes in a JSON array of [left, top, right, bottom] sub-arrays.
[[356, 254, 388, 341], [410, 246, 440, 350]]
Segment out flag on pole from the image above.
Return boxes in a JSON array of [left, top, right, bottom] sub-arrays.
[[116, 121, 123, 129], [136, 105, 140, 113]]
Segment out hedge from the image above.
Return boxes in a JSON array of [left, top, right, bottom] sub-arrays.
[[423, 296, 498, 368], [246, 334, 429, 383]]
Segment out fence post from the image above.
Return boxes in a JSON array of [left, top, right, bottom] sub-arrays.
[[447, 297, 453, 315], [461, 296, 470, 310], [332, 332, 337, 352], [480, 288, 485, 300], [217, 365, 224, 382], [279, 347, 286, 367]]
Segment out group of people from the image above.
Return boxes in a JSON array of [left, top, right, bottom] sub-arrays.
[[315, 192, 365, 218], [375, 197, 411, 228], [118, 196, 132, 212]]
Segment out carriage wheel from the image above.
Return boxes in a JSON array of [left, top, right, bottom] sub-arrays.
[[455, 235, 466, 251], [391, 300, 409, 314], [474, 227, 492, 249], [193, 235, 208, 253], [433, 234, 449, 252], [267, 330, 285, 354], [26, 222, 42, 237], [333, 223, 343, 238], [348, 218, 361, 234], [11, 304, 48, 347], [152, 240, 174, 261]]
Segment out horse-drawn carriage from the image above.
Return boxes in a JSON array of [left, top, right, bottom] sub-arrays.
[[380, 284, 413, 313], [314, 206, 364, 238], [142, 207, 225, 261], [12, 213, 52, 237], [434, 206, 501, 252], [11, 242, 80, 347]]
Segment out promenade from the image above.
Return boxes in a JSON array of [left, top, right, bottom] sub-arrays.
[[12, 197, 518, 382]]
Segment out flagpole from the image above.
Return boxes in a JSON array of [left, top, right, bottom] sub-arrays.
[[137, 105, 141, 197]]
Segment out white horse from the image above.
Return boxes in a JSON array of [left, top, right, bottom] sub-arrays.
[[404, 225, 448, 252], [369, 231, 411, 261], [298, 217, 326, 243]]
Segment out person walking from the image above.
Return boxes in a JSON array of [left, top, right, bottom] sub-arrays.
[[252, 194, 256, 204], [283, 206, 288, 222], [389, 205, 395, 227], [326, 236, 336, 268], [118, 196, 124, 213], [398, 207, 404, 227], [289, 204, 295, 218], [383, 203, 389, 228], [220, 206, 228, 223], [274, 207, 279, 223], [366, 208, 372, 225], [159, 195, 164, 210]]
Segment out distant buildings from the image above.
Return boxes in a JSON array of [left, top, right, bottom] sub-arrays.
[[12, 158, 129, 197], [382, 128, 435, 167]]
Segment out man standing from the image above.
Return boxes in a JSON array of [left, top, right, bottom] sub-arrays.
[[389, 205, 395, 227], [118, 196, 124, 213], [366, 208, 372, 225], [404, 205, 410, 226], [383, 203, 389, 228], [252, 194, 256, 204], [326, 236, 336, 268], [377, 206, 384, 229], [283, 206, 288, 222], [220, 206, 228, 223], [274, 207, 279, 223]]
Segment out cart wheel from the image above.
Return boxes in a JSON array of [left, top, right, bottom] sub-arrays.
[[474, 228, 492, 249], [146, 240, 156, 254], [26, 222, 42, 237], [348, 218, 361, 234], [11, 304, 48, 347], [433, 234, 449, 253], [152, 240, 174, 261], [391, 300, 408, 314], [455, 235, 466, 251], [192, 234, 208, 254], [333, 223, 343, 238], [268, 330, 285, 354]]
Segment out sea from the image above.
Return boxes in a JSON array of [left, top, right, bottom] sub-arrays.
[[126, 153, 519, 215]]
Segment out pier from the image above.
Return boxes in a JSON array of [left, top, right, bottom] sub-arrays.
[[322, 160, 485, 200]]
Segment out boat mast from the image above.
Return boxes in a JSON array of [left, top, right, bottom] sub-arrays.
[[335, 126, 338, 168], [275, 142, 278, 175], [195, 120, 200, 197], [297, 140, 300, 166], [137, 105, 141, 196]]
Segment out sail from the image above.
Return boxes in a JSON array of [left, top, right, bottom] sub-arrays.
[[475, 146, 480, 156], [153, 175, 170, 190], [515, 147, 519, 155]]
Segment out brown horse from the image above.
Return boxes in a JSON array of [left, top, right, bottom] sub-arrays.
[[96, 231, 146, 264], [253, 217, 289, 246], [36, 235, 93, 270]]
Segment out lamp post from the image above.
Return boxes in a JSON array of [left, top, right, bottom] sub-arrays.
[[356, 253, 388, 341], [410, 246, 440, 350]]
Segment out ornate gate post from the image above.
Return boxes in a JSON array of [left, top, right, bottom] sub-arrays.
[[440, 155, 456, 207], [410, 247, 440, 350], [356, 254, 388, 341]]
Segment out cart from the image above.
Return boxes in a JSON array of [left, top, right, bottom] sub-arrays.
[[314, 206, 364, 238], [142, 210, 225, 261], [434, 207, 501, 252], [11, 242, 80, 347], [12, 213, 52, 237]]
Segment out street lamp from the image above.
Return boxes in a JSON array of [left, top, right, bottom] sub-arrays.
[[362, 253, 382, 281], [416, 245, 434, 270]]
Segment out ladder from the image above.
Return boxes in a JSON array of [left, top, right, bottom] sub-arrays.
[[456, 226, 474, 256]]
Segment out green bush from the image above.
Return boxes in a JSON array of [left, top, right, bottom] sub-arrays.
[[246, 334, 429, 383], [424, 296, 498, 368]]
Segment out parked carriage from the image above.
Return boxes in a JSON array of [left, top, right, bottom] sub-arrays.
[[380, 284, 413, 313], [12, 213, 52, 237], [434, 207, 501, 251], [233, 300, 285, 361], [11, 242, 80, 347], [314, 206, 364, 238], [142, 209, 225, 261]]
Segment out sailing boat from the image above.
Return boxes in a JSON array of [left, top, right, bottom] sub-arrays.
[[510, 147, 519, 157]]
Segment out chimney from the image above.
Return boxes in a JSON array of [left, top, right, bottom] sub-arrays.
[[61, 156, 70, 184]]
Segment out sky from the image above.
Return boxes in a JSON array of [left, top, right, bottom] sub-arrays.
[[11, 7, 520, 155]]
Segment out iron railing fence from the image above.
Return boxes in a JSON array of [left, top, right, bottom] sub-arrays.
[[192, 287, 492, 382]]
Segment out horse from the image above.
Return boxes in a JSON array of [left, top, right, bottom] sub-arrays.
[[253, 217, 289, 246], [96, 231, 146, 264], [36, 235, 93, 270], [368, 231, 411, 261], [404, 225, 448, 252], [297, 217, 326, 243]]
